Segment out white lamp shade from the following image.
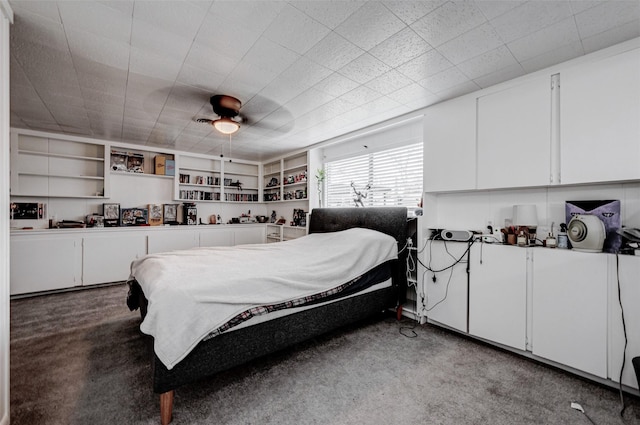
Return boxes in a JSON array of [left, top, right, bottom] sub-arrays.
[[513, 204, 538, 227], [213, 117, 240, 135]]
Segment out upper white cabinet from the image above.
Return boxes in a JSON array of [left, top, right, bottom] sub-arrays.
[[531, 249, 608, 378], [560, 47, 640, 184], [477, 77, 552, 189], [468, 244, 527, 351], [10, 131, 109, 198], [423, 96, 476, 192]]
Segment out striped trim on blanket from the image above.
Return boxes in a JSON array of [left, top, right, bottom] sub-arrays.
[[203, 275, 363, 341]]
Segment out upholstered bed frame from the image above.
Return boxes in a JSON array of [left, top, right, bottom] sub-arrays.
[[133, 207, 408, 424]]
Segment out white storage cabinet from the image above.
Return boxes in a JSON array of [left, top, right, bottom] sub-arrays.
[[531, 248, 608, 378], [423, 96, 476, 192], [468, 243, 528, 350]]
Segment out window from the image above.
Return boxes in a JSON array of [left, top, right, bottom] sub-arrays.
[[325, 142, 423, 212]]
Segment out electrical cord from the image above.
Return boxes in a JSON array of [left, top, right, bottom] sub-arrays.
[[397, 246, 419, 338], [615, 254, 628, 417], [421, 239, 473, 312]]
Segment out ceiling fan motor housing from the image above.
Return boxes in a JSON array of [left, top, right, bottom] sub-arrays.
[[210, 95, 241, 118]]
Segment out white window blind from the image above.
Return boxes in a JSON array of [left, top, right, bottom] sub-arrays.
[[325, 142, 423, 211]]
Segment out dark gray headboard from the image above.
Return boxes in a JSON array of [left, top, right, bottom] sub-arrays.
[[309, 207, 408, 248]]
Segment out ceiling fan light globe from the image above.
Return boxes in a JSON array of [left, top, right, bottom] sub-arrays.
[[213, 117, 239, 135]]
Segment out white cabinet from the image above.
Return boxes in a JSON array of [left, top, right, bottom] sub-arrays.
[[233, 226, 266, 245], [608, 255, 640, 390], [422, 240, 470, 332], [82, 233, 146, 285], [423, 96, 476, 192], [560, 48, 640, 184], [531, 249, 608, 378], [469, 244, 527, 350], [199, 228, 234, 247], [477, 77, 552, 189], [148, 230, 199, 254], [10, 235, 82, 295]]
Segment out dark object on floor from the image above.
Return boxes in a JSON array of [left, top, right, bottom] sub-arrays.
[[633, 356, 640, 388]]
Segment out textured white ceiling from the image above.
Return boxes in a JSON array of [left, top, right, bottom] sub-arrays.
[[8, 0, 640, 161]]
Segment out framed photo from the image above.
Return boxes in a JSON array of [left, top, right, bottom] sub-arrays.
[[163, 204, 179, 225], [292, 208, 306, 227], [103, 203, 120, 227], [148, 204, 163, 226], [120, 208, 148, 226], [127, 153, 144, 173], [110, 151, 127, 172], [182, 203, 197, 225]]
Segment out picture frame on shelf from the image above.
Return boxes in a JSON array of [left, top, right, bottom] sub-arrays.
[[110, 151, 127, 172], [120, 208, 148, 226], [148, 204, 163, 226], [127, 153, 144, 173], [103, 203, 120, 227], [182, 202, 197, 225], [163, 204, 179, 225], [292, 208, 306, 227]]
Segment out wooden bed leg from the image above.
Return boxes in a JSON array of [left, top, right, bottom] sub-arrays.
[[160, 390, 174, 425], [396, 305, 403, 321]]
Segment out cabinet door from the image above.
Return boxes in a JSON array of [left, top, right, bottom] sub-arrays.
[[234, 226, 265, 245], [532, 249, 607, 378], [423, 96, 476, 192], [10, 236, 82, 295], [199, 229, 234, 247], [560, 48, 640, 184], [422, 240, 470, 332], [148, 230, 198, 254], [477, 77, 551, 189], [82, 233, 147, 286], [608, 255, 640, 389], [469, 244, 527, 350]]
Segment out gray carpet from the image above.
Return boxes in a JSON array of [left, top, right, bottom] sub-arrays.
[[10, 283, 640, 425]]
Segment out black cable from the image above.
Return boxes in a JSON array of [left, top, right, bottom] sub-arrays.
[[417, 238, 475, 273], [616, 254, 628, 417], [423, 240, 471, 312]]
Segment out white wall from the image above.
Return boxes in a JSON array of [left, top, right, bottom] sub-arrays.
[[0, 2, 13, 424], [424, 182, 640, 236]]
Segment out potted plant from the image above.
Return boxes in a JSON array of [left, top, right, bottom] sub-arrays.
[[315, 168, 325, 208]]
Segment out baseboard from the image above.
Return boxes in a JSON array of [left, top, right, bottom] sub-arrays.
[[0, 410, 9, 425]]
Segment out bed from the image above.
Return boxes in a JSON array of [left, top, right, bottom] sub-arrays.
[[127, 207, 408, 424]]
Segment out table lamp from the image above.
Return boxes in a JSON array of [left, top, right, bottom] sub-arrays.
[[513, 204, 538, 245]]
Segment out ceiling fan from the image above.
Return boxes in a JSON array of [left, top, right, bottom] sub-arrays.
[[196, 95, 243, 135]]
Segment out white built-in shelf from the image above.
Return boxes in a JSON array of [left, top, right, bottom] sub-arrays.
[[19, 172, 104, 180], [180, 167, 221, 173], [19, 150, 105, 162], [11, 131, 109, 198], [111, 170, 173, 179]]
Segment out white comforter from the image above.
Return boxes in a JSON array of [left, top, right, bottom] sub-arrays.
[[130, 227, 398, 369]]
